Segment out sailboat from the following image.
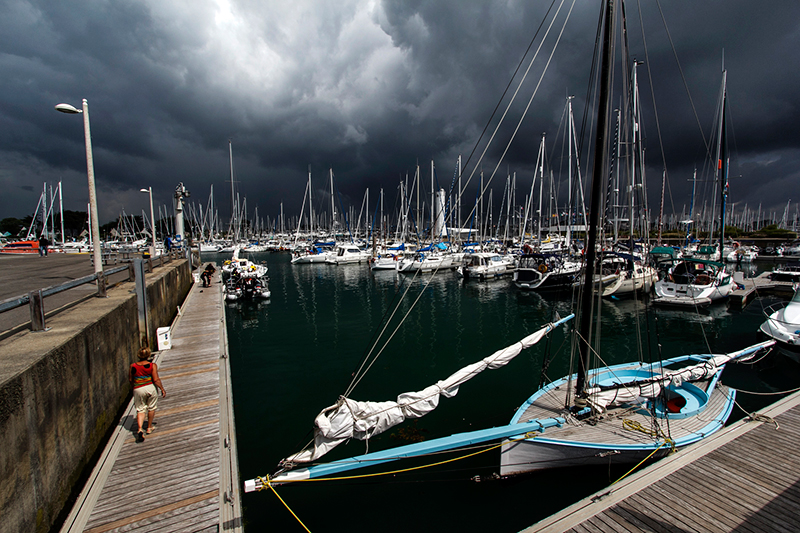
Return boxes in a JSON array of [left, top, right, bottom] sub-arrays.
[[244, 0, 774, 492], [654, 70, 734, 307]]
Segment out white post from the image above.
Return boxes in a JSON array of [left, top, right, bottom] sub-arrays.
[[147, 188, 156, 256], [79, 99, 104, 277], [58, 181, 65, 245]]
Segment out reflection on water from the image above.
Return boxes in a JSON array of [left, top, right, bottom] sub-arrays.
[[209, 251, 800, 533]]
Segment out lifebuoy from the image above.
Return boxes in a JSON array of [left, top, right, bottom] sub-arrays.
[[538, 264, 548, 273]]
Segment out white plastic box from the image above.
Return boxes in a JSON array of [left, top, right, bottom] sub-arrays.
[[157, 327, 171, 350]]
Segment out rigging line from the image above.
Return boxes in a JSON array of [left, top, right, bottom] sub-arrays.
[[449, 0, 559, 202], [653, 0, 710, 155], [347, 261, 445, 395], [345, 264, 414, 392], [635, 0, 676, 221], [468, 0, 578, 228], [344, 267, 422, 396], [457, 0, 569, 224]]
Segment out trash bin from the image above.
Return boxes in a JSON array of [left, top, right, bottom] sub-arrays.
[[157, 327, 171, 351]]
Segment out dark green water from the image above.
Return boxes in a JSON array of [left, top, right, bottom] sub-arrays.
[[219, 253, 798, 532]]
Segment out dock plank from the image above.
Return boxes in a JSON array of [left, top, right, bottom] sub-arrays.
[[525, 390, 800, 532], [60, 266, 243, 533]]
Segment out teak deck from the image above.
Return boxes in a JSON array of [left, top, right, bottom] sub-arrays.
[[525, 389, 800, 532], [61, 268, 242, 533]]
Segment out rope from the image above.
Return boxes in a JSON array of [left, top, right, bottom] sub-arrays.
[[622, 419, 675, 453], [730, 394, 781, 429], [734, 385, 800, 396], [261, 476, 312, 532], [267, 432, 540, 488], [610, 439, 670, 486]]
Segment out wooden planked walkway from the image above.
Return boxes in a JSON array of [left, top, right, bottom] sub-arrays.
[[525, 389, 800, 532], [61, 267, 242, 533], [729, 271, 795, 308]]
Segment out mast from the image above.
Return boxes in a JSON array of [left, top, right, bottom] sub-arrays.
[[567, 96, 574, 248], [716, 70, 728, 252], [576, 0, 616, 400], [330, 168, 335, 237], [228, 140, 235, 240]]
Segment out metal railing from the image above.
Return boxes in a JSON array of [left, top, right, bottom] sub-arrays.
[[0, 265, 130, 333], [0, 247, 199, 336]]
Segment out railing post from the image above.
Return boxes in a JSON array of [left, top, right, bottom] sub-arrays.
[[133, 258, 150, 348], [29, 289, 46, 331], [96, 272, 107, 297], [128, 262, 136, 282], [147, 257, 153, 273]]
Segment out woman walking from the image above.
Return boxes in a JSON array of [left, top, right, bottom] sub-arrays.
[[129, 347, 167, 441]]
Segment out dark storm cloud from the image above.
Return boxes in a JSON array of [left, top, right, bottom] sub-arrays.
[[1, 0, 798, 225]]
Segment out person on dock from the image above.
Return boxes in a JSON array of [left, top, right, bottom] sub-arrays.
[[201, 263, 216, 287], [129, 346, 167, 441], [38, 236, 50, 256]]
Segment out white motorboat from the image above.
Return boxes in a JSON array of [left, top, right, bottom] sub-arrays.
[[457, 252, 515, 280], [760, 285, 800, 351], [326, 244, 370, 264]]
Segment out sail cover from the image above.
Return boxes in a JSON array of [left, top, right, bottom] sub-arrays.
[[584, 340, 774, 413], [283, 315, 574, 464]]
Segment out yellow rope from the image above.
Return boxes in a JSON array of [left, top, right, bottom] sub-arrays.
[[260, 432, 541, 528], [275, 432, 538, 484], [261, 476, 312, 532], [610, 439, 669, 486], [611, 418, 676, 485], [622, 419, 657, 437], [262, 431, 540, 490]]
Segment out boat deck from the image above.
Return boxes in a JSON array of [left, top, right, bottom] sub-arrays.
[[60, 267, 242, 533], [517, 364, 730, 447], [524, 389, 800, 532]]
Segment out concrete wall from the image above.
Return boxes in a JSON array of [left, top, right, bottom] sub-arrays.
[[0, 260, 192, 533]]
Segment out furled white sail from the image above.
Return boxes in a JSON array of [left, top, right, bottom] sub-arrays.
[[584, 340, 774, 413], [283, 315, 573, 464]]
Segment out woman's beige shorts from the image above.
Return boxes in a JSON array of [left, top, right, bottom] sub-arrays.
[[133, 384, 158, 413]]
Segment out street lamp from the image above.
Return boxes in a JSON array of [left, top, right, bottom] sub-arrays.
[[140, 187, 156, 258], [55, 99, 103, 280]]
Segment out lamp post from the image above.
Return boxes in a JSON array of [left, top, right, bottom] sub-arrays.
[[55, 99, 103, 280], [140, 187, 156, 257]]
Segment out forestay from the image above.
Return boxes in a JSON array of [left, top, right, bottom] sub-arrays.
[[283, 314, 574, 464]]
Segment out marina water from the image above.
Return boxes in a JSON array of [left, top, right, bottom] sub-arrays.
[[217, 252, 797, 532]]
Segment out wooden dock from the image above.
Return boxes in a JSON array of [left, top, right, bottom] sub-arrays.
[[524, 389, 800, 532], [60, 268, 243, 533], [729, 271, 795, 308]]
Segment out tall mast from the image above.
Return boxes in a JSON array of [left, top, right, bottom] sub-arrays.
[[716, 70, 728, 252], [431, 159, 435, 240], [576, 0, 616, 400], [330, 168, 335, 236]]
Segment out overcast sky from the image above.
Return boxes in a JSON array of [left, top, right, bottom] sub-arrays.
[[1, 0, 798, 229]]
